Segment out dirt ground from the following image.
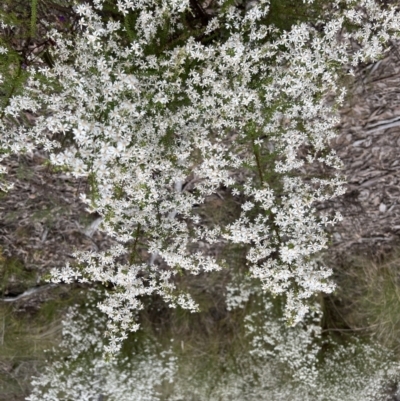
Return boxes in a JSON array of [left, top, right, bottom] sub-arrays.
[[320, 40, 400, 259]]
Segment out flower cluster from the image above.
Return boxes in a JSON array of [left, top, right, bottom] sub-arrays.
[[28, 294, 400, 401], [27, 296, 177, 401], [2, 0, 400, 351]]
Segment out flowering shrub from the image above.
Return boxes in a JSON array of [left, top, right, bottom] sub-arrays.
[[27, 294, 400, 401], [27, 297, 177, 401], [243, 297, 400, 401], [2, 0, 400, 352]]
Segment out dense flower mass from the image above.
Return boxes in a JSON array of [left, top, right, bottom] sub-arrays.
[[27, 293, 400, 401], [1, 0, 400, 352], [27, 298, 178, 401]]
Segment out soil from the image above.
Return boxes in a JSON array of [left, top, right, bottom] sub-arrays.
[[324, 40, 400, 259]]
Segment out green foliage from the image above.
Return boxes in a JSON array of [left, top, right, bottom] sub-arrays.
[[263, 0, 328, 31], [0, 50, 26, 114], [124, 12, 139, 42], [0, 0, 75, 116], [0, 1, 31, 113], [30, 0, 38, 38], [0, 250, 36, 297]]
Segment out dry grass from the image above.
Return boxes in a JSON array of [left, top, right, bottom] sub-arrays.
[[0, 286, 87, 401], [325, 249, 400, 352], [0, 304, 61, 400]]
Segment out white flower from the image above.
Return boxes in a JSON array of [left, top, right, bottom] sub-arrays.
[[3, 0, 400, 350]]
